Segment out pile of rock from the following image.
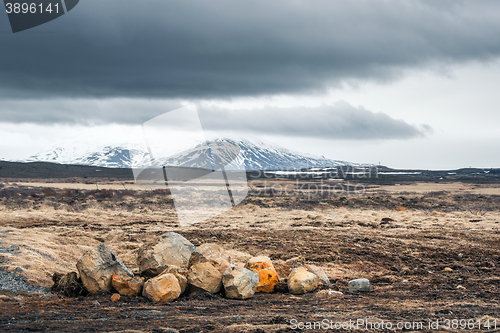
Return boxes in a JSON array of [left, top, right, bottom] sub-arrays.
[[57, 232, 340, 303]]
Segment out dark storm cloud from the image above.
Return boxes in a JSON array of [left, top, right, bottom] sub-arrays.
[[0, 0, 500, 102], [198, 102, 431, 140], [0, 98, 182, 124], [0, 98, 430, 140]]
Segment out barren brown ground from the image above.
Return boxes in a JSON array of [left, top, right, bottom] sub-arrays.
[[0, 179, 499, 332]]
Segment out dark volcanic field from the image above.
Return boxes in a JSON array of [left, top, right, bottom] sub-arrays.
[[1, 225, 500, 332], [2, 160, 500, 184], [0, 161, 499, 332]]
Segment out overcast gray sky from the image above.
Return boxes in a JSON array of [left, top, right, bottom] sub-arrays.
[[1, 0, 500, 169]]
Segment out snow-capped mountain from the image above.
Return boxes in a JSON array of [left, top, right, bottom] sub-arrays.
[[25, 137, 354, 171], [25, 145, 149, 169], [211, 138, 351, 170]]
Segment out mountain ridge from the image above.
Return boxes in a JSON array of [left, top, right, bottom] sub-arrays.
[[25, 137, 357, 171]]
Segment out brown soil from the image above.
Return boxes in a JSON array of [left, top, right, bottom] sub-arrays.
[[0, 180, 499, 332]]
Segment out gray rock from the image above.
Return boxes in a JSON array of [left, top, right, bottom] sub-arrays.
[[222, 266, 259, 300], [348, 278, 371, 292], [137, 232, 195, 276], [76, 243, 133, 294]]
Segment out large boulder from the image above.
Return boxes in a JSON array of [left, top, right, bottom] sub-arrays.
[[216, 258, 231, 274], [222, 266, 259, 300], [288, 267, 319, 295], [305, 264, 330, 289], [76, 243, 134, 294], [188, 243, 231, 268], [111, 275, 145, 296], [163, 265, 188, 294], [225, 249, 253, 266], [142, 272, 182, 303], [245, 256, 279, 293], [137, 232, 195, 276], [187, 262, 223, 293]]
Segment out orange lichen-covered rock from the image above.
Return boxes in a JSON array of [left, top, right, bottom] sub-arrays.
[[245, 256, 279, 293], [110, 293, 121, 302], [142, 272, 181, 303]]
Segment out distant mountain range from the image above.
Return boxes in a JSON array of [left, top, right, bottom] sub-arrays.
[[25, 137, 356, 171]]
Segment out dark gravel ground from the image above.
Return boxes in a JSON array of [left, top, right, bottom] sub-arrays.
[[0, 226, 499, 333], [0, 242, 47, 294], [0, 268, 47, 294]]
